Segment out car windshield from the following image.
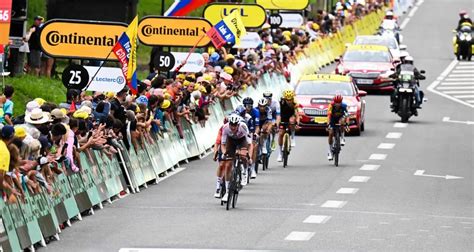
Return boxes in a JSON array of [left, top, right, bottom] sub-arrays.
[[355, 37, 398, 49], [343, 50, 391, 62], [296, 81, 354, 96]]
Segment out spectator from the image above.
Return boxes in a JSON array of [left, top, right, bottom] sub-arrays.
[[0, 85, 14, 126], [25, 16, 44, 76]]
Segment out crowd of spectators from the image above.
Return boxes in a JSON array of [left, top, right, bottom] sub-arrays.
[[0, 0, 385, 204]]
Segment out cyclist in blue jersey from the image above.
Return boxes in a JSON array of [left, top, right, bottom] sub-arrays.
[[263, 91, 281, 149], [242, 97, 260, 179], [257, 98, 273, 155]]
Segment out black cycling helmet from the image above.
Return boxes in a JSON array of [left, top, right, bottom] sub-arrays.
[[243, 97, 254, 106]]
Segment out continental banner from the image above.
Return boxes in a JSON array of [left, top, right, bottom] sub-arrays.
[[39, 19, 127, 59], [138, 16, 211, 47]]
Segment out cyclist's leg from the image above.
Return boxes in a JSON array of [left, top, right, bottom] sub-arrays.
[[339, 117, 346, 145], [277, 125, 285, 161], [289, 116, 296, 146], [327, 122, 335, 159], [224, 139, 237, 197], [261, 122, 270, 154]]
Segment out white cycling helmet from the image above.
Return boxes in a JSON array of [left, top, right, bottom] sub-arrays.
[[386, 10, 394, 16], [404, 56, 414, 64], [228, 114, 241, 125], [258, 98, 268, 107], [263, 91, 273, 98]]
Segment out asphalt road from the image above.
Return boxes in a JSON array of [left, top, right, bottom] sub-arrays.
[[47, 0, 473, 251]]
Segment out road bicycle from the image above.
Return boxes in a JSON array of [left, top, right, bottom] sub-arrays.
[[222, 148, 247, 210], [280, 122, 292, 168]]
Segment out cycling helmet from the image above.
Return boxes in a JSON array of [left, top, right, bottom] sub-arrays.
[[235, 105, 246, 117], [228, 114, 241, 125], [385, 10, 394, 19], [333, 94, 343, 103], [460, 10, 467, 16], [282, 89, 295, 100], [258, 98, 268, 107], [243, 97, 254, 106], [404, 56, 414, 64], [399, 51, 409, 60], [263, 91, 273, 98]]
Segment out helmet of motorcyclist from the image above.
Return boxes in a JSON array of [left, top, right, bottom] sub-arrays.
[[235, 105, 246, 117], [263, 91, 273, 98], [404, 56, 414, 65], [242, 97, 254, 106], [385, 10, 394, 19], [282, 89, 295, 100], [228, 114, 241, 125], [333, 94, 343, 104], [258, 98, 268, 107], [399, 51, 410, 62]]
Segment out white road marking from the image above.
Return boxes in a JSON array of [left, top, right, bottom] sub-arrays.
[[437, 86, 474, 90], [369, 154, 387, 160], [467, 100, 474, 103], [349, 176, 370, 183], [416, 0, 424, 6], [400, 18, 410, 29], [303, 215, 331, 224], [439, 82, 474, 85], [414, 169, 464, 179], [321, 200, 347, 208], [460, 221, 472, 225], [426, 60, 474, 107], [393, 122, 408, 128], [357, 226, 369, 229], [454, 94, 474, 98], [378, 143, 395, 149], [458, 61, 474, 65], [443, 91, 474, 94], [285, 231, 315, 241], [417, 229, 429, 232], [446, 74, 474, 77], [336, 188, 359, 194], [440, 226, 453, 229], [386, 132, 402, 139], [379, 222, 390, 225], [408, 6, 418, 17], [444, 78, 474, 82], [455, 66, 474, 70], [360, 164, 380, 171], [442, 117, 474, 125], [452, 70, 474, 73]]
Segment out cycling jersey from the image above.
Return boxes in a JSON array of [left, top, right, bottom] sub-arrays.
[[246, 108, 260, 133], [280, 99, 298, 123], [268, 100, 281, 121], [221, 122, 251, 145], [257, 106, 273, 126], [327, 102, 348, 127]]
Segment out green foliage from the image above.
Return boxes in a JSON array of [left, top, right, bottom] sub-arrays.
[[6, 75, 66, 116]]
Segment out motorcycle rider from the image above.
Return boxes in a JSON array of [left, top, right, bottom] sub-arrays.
[[457, 10, 473, 30], [391, 55, 425, 111]]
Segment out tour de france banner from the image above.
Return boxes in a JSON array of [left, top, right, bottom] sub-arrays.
[[206, 11, 246, 49]]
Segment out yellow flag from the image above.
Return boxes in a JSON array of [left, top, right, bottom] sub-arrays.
[[222, 11, 247, 45]]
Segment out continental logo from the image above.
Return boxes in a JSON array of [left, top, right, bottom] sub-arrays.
[[256, 0, 309, 10], [203, 3, 266, 28], [138, 16, 211, 47], [40, 19, 127, 60], [45, 31, 119, 47]]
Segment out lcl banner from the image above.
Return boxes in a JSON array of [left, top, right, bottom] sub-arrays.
[[0, 0, 12, 45]]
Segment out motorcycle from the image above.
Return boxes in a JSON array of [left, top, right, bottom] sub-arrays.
[[378, 19, 403, 44], [453, 23, 473, 61], [391, 70, 426, 123]]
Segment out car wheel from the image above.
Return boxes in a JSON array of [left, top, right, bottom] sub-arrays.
[[361, 121, 365, 132], [352, 124, 361, 136]]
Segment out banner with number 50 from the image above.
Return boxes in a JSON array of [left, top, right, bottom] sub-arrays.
[[0, 0, 12, 45]]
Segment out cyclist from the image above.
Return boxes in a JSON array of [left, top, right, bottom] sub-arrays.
[[263, 91, 281, 147], [243, 97, 260, 180], [220, 114, 251, 202], [257, 98, 273, 155], [278, 89, 300, 162], [327, 94, 349, 161]]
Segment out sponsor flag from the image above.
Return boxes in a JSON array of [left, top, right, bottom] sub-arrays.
[[164, 0, 209, 17], [206, 11, 246, 49], [112, 16, 139, 94]]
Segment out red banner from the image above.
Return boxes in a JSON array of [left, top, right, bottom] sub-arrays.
[[0, 0, 12, 45]]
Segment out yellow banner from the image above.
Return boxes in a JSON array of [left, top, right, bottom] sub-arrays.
[[204, 3, 266, 28], [222, 11, 247, 45], [256, 0, 309, 10]]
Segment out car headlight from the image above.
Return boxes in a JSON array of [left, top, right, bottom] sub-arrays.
[[348, 105, 358, 113]]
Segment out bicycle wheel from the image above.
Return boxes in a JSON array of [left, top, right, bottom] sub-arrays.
[[220, 180, 226, 206], [226, 160, 239, 210], [283, 133, 289, 168], [334, 131, 340, 167], [262, 154, 268, 171]]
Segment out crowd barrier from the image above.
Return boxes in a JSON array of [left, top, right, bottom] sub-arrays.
[[290, 8, 386, 85], [0, 9, 386, 251]]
